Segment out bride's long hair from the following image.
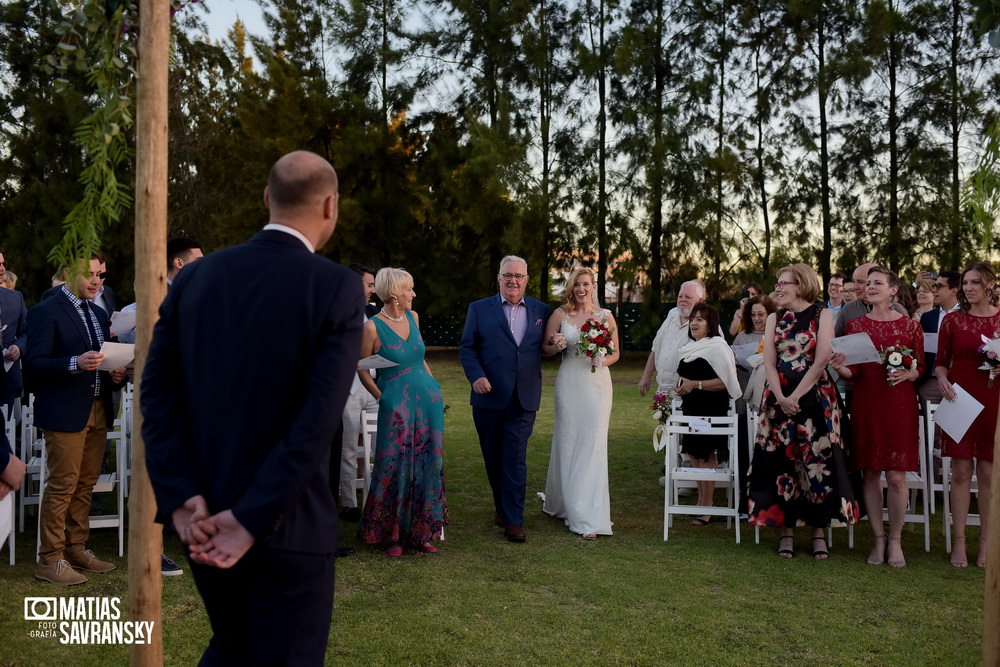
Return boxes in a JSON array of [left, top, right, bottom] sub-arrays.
[[560, 267, 602, 313]]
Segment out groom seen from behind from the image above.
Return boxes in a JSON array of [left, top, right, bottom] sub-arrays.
[[460, 256, 551, 542], [142, 150, 363, 665]]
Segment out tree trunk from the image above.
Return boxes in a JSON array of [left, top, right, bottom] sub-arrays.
[[887, 15, 900, 272], [129, 0, 169, 663], [818, 6, 833, 287], [648, 0, 664, 310], [949, 0, 962, 270], [597, 0, 608, 309]]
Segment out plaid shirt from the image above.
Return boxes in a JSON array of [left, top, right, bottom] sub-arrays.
[[62, 286, 103, 396]]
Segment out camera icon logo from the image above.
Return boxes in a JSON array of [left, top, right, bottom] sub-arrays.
[[24, 597, 58, 621]]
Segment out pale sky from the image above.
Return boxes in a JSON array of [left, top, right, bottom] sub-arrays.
[[195, 0, 266, 44]]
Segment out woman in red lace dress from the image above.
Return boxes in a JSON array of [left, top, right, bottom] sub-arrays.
[[832, 267, 923, 568], [935, 261, 1000, 568]]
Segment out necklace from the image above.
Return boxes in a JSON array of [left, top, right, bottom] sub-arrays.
[[380, 307, 404, 322]]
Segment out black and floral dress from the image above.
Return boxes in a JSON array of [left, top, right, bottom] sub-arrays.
[[747, 305, 859, 528]]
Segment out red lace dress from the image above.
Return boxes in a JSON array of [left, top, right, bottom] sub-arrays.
[[935, 309, 1000, 461], [845, 315, 924, 471]]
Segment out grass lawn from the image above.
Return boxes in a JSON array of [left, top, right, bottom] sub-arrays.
[[0, 350, 985, 665]]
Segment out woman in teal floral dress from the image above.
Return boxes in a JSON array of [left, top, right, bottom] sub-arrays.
[[747, 264, 859, 559], [357, 268, 447, 557]]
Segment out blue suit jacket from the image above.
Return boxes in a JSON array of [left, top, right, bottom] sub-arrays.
[[0, 287, 28, 396], [141, 230, 363, 554], [920, 307, 941, 379], [459, 295, 550, 412], [25, 289, 119, 432]]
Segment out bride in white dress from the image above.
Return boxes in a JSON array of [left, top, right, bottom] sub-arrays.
[[541, 268, 621, 539]]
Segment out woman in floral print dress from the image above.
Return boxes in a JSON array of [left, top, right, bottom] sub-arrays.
[[357, 268, 448, 557], [747, 264, 859, 559]]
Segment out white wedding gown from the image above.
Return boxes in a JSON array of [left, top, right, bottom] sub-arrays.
[[542, 312, 614, 536]]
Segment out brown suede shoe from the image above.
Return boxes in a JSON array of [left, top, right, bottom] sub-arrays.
[[66, 549, 117, 573], [35, 560, 88, 586], [504, 525, 526, 543]]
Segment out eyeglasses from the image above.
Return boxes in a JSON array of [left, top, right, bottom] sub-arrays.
[[828, 282, 843, 288], [931, 283, 948, 291], [500, 273, 527, 281], [0, 262, 6, 268], [775, 281, 797, 288], [98, 272, 108, 280]]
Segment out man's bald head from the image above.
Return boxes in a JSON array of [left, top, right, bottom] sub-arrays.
[[266, 151, 338, 212], [853, 262, 877, 285], [264, 151, 340, 249]]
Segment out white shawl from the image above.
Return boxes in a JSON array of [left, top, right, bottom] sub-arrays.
[[677, 335, 742, 400]]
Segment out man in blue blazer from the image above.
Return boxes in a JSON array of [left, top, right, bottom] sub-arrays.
[[460, 256, 552, 542], [0, 251, 28, 410], [26, 256, 127, 585], [143, 151, 362, 666], [919, 270, 961, 403]]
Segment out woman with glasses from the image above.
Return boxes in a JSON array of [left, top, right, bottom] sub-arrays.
[[911, 278, 935, 320], [935, 261, 1000, 568], [747, 263, 859, 559]]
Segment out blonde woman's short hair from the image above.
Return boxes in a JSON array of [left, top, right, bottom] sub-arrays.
[[776, 263, 822, 303], [375, 267, 413, 303]]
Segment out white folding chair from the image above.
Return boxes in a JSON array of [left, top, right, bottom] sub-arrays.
[[87, 416, 127, 557], [662, 400, 741, 543], [19, 394, 44, 533], [942, 456, 980, 554], [120, 383, 134, 498], [359, 408, 378, 508], [3, 406, 15, 565], [923, 401, 943, 515]]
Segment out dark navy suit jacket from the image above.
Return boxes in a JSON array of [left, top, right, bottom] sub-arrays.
[[920, 307, 941, 380], [0, 287, 28, 396], [459, 295, 550, 412], [24, 289, 119, 432], [141, 230, 363, 554]]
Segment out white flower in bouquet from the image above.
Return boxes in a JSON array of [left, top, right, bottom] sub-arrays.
[[888, 352, 903, 366]]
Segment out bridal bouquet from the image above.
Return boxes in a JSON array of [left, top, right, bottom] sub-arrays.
[[577, 316, 616, 373], [650, 392, 673, 425], [650, 392, 674, 452], [880, 342, 917, 381], [978, 334, 1000, 387]]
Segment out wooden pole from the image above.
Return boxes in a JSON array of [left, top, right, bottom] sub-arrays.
[[129, 0, 169, 664], [986, 408, 1000, 665]]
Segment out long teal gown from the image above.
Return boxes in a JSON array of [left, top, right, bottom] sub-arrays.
[[358, 311, 448, 547]]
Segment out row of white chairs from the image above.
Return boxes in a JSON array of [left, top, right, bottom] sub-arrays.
[[4, 387, 132, 564], [661, 398, 978, 553]]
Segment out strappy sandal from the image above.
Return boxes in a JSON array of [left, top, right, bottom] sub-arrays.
[[689, 516, 712, 527], [777, 535, 794, 558], [811, 536, 829, 560], [887, 536, 905, 568], [867, 534, 887, 565]]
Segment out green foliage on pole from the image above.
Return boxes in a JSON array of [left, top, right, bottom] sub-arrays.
[[43, 0, 136, 281]]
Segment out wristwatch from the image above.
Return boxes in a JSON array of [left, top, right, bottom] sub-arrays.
[[698, 381, 703, 391]]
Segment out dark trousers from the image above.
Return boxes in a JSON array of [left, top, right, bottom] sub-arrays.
[[473, 390, 537, 527], [189, 545, 336, 667]]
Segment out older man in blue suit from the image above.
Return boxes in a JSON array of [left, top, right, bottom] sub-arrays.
[[460, 256, 552, 542], [143, 151, 362, 666]]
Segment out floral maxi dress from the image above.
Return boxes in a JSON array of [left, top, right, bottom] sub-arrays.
[[747, 305, 859, 528], [358, 311, 448, 547]]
